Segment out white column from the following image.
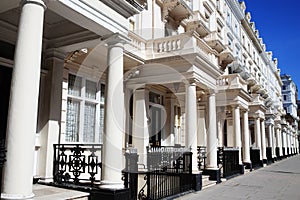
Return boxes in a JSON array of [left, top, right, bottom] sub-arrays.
[[206, 92, 218, 169], [242, 110, 251, 164], [233, 105, 242, 165], [268, 124, 273, 149], [217, 107, 224, 147], [101, 34, 128, 187], [254, 117, 262, 160], [282, 129, 287, 155], [1, 1, 46, 199], [287, 130, 290, 155], [132, 88, 149, 166], [261, 120, 267, 164], [276, 127, 283, 157], [185, 82, 198, 171], [271, 125, 276, 158]]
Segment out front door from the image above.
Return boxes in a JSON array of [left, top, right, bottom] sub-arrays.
[[149, 105, 162, 147]]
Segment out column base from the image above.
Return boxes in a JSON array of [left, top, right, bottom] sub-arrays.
[[202, 168, 221, 183], [192, 172, 202, 191], [262, 159, 268, 167], [243, 162, 252, 171], [239, 164, 244, 174], [91, 187, 130, 200], [1, 193, 34, 200], [99, 181, 124, 189]]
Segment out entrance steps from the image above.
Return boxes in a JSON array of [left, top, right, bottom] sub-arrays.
[[202, 175, 216, 190]]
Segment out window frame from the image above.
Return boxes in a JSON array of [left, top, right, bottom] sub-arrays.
[[65, 73, 105, 143]]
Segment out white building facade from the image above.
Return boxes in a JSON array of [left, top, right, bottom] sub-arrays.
[[0, 0, 298, 199]]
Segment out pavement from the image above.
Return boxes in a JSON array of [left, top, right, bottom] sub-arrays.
[[33, 184, 89, 200], [175, 155, 300, 200]]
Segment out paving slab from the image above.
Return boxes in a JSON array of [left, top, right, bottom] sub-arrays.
[[33, 184, 89, 200], [176, 155, 300, 200]]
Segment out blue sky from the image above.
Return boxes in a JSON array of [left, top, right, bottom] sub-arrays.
[[242, 0, 300, 92]]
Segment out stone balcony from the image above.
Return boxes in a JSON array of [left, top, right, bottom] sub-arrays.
[[157, 0, 193, 22], [127, 31, 218, 64], [219, 45, 234, 69], [185, 19, 210, 38], [216, 74, 247, 91], [204, 31, 226, 53]]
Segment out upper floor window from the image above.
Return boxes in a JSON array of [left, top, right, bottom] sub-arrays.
[[129, 19, 135, 31], [282, 85, 286, 90], [226, 11, 231, 25]]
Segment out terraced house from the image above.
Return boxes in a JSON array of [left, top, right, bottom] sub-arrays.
[[0, 0, 298, 199]]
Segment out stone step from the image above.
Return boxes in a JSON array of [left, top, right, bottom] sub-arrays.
[[201, 174, 217, 190], [202, 175, 210, 181], [202, 178, 216, 190]]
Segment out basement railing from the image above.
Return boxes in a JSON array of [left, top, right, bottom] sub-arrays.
[[123, 146, 198, 200]]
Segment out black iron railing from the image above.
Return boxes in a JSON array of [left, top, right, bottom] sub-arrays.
[[250, 147, 261, 168], [197, 146, 206, 170], [123, 146, 194, 200], [217, 147, 240, 178], [53, 144, 102, 186], [0, 139, 6, 190], [146, 146, 192, 173]]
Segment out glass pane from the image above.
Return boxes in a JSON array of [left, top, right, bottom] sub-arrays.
[[83, 103, 96, 142], [100, 84, 105, 103], [86, 80, 97, 99], [66, 99, 80, 142], [99, 105, 105, 144], [68, 74, 82, 96]]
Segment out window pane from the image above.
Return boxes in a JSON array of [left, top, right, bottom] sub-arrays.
[[99, 105, 105, 144], [83, 103, 96, 142], [100, 84, 105, 103], [86, 80, 97, 99], [66, 99, 80, 142], [68, 74, 82, 96]]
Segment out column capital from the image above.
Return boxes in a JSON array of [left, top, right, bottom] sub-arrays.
[[45, 48, 66, 60], [231, 104, 240, 109], [21, 0, 47, 10], [207, 89, 216, 96], [103, 33, 130, 48], [186, 80, 197, 86]]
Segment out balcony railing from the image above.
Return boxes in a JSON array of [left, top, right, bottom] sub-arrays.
[[53, 144, 102, 186], [216, 74, 248, 91]]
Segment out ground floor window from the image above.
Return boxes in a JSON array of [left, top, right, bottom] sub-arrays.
[[66, 74, 105, 143]]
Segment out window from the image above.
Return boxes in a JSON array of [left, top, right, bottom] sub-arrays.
[[282, 85, 286, 90], [129, 19, 135, 31], [66, 74, 105, 143]]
